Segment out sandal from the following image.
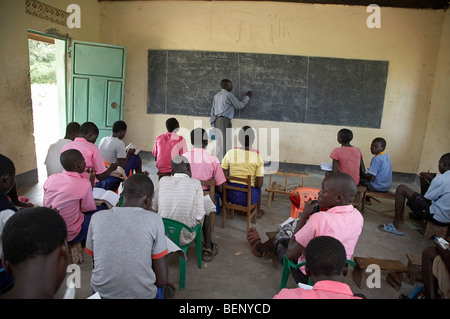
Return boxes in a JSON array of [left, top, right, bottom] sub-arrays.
[[257, 209, 266, 219], [247, 227, 263, 257], [202, 242, 218, 262], [164, 283, 176, 299], [378, 223, 404, 236], [247, 227, 261, 246]]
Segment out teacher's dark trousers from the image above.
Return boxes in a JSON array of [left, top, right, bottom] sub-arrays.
[[214, 116, 232, 161]]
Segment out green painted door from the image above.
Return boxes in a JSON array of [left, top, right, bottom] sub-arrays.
[[69, 41, 126, 144]]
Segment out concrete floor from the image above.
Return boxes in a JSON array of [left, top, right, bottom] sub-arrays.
[[18, 156, 434, 299]]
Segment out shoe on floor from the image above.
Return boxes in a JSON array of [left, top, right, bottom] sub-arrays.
[[378, 223, 404, 235], [202, 242, 218, 262]]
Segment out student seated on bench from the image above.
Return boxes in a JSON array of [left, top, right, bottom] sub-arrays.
[[274, 236, 363, 299], [182, 128, 226, 192], [152, 117, 188, 177], [378, 153, 450, 236], [61, 121, 118, 185], [44, 121, 80, 177], [330, 128, 364, 185], [43, 149, 100, 246], [285, 172, 364, 284], [422, 243, 450, 299], [359, 137, 392, 193], [0, 154, 20, 295], [98, 120, 145, 192]]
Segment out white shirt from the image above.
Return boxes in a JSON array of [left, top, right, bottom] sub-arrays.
[[98, 136, 127, 164], [44, 138, 72, 176], [152, 173, 204, 245]]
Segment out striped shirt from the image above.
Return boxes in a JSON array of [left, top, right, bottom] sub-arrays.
[[152, 173, 204, 245]]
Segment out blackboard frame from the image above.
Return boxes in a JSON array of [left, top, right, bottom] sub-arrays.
[[147, 49, 389, 128]]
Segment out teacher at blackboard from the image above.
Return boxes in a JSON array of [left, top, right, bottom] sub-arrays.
[[210, 79, 252, 160]]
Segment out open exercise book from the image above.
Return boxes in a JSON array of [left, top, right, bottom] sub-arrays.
[[166, 236, 187, 261], [126, 143, 143, 155], [109, 166, 128, 180], [93, 187, 120, 209], [320, 162, 332, 171]]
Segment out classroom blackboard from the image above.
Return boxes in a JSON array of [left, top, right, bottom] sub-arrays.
[[147, 50, 389, 128]]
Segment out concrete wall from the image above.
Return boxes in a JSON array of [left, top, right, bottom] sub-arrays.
[[0, 0, 100, 178], [1, 1, 449, 181], [418, 9, 450, 172], [99, 2, 448, 174]]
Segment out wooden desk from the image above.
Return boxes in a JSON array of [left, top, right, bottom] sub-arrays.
[[265, 170, 309, 207], [352, 256, 409, 290]]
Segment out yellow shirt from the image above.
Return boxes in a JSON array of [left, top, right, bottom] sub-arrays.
[[221, 148, 264, 187]]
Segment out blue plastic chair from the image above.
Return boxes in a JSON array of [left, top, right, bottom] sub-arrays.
[[162, 218, 202, 291]]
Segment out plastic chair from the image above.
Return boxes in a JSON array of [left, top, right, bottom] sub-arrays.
[[280, 254, 356, 290], [289, 187, 320, 219], [162, 218, 202, 291]]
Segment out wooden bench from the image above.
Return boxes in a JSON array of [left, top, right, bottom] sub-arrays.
[[352, 256, 409, 290], [423, 221, 449, 240], [352, 185, 367, 212], [265, 170, 309, 207], [406, 253, 422, 285]]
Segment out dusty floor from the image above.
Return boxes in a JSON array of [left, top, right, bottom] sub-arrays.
[[18, 156, 435, 300]]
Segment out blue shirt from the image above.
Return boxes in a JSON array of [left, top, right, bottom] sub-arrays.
[[210, 89, 249, 125], [0, 192, 17, 212], [425, 170, 450, 224], [368, 153, 392, 192]]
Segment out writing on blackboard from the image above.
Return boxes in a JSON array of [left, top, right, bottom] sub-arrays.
[[148, 50, 388, 128]]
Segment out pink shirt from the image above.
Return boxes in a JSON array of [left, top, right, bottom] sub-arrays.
[[152, 132, 188, 174], [43, 171, 97, 241], [330, 146, 363, 184], [273, 281, 361, 299], [61, 137, 107, 181], [295, 205, 363, 272], [182, 148, 226, 189]]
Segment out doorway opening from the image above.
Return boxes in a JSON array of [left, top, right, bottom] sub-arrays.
[[28, 31, 67, 182]]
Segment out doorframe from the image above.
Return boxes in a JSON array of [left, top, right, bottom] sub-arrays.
[[27, 29, 70, 127]]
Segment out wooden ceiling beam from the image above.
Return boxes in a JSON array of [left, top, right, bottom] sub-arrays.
[[97, 0, 449, 10]]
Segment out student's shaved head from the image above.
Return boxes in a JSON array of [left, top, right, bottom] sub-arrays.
[[60, 149, 84, 171], [122, 174, 154, 200], [326, 172, 357, 201], [171, 156, 191, 176]]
